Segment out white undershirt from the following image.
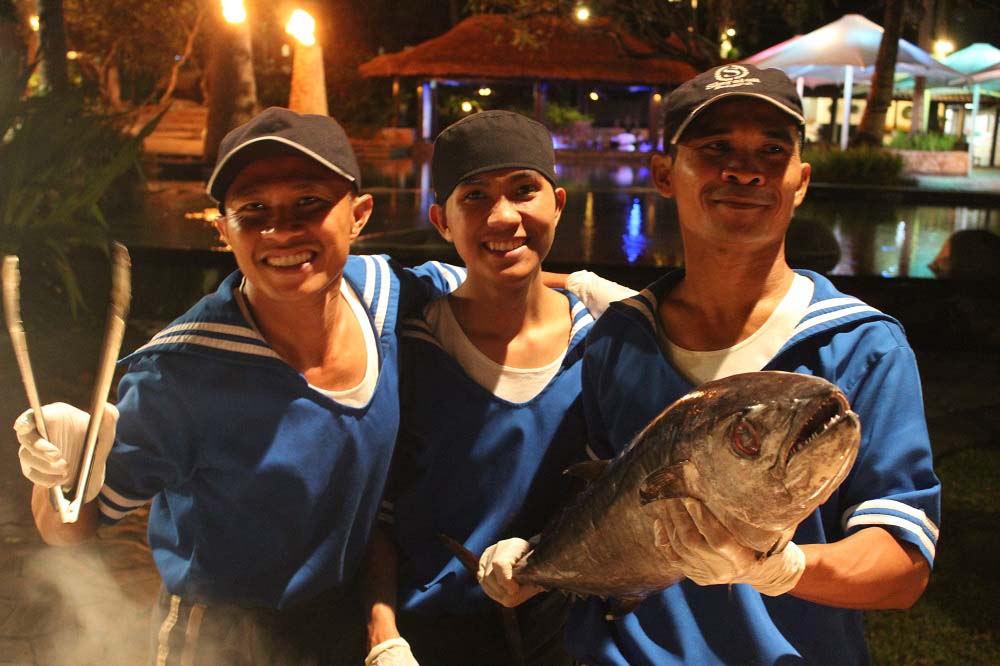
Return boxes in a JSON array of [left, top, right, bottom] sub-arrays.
[[424, 297, 567, 403], [236, 278, 378, 407], [663, 273, 814, 385]]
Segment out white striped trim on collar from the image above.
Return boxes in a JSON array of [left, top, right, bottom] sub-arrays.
[[358, 255, 392, 337], [431, 260, 466, 293], [400, 317, 443, 349], [136, 333, 283, 360], [570, 309, 595, 341], [790, 303, 882, 339], [148, 321, 266, 345], [618, 289, 658, 331]]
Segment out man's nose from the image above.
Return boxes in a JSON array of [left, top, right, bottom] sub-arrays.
[[487, 197, 521, 226], [259, 208, 304, 235], [721, 156, 764, 186]]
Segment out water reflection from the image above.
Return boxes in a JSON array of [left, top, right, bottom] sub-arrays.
[[144, 160, 999, 279]]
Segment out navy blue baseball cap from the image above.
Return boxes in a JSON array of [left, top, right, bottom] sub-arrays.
[[207, 107, 361, 205], [663, 64, 805, 146]]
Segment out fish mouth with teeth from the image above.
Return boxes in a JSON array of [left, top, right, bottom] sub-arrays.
[[783, 392, 853, 467]]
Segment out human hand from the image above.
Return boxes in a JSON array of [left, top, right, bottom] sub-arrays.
[[364, 638, 419, 666], [14, 402, 118, 502], [477, 537, 545, 608], [654, 498, 805, 596]]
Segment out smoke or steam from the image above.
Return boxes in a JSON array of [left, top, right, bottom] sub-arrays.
[[15, 513, 158, 665]]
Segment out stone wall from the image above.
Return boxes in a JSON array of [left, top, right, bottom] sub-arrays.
[[892, 149, 969, 175]]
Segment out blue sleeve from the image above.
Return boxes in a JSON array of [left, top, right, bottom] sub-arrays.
[[837, 339, 941, 567], [99, 355, 198, 524], [397, 260, 467, 318]]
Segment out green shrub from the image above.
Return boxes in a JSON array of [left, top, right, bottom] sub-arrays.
[[888, 131, 960, 151], [545, 102, 592, 130], [802, 146, 904, 185], [0, 69, 161, 315]]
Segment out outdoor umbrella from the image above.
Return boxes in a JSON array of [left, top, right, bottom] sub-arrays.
[[950, 62, 1000, 172], [742, 14, 963, 148]]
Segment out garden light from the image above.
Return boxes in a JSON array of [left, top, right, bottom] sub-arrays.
[[478, 87, 492, 97], [575, 6, 591, 22], [933, 39, 954, 60], [589, 91, 599, 101], [221, 0, 246, 24], [461, 101, 473, 113], [286, 9, 316, 47]]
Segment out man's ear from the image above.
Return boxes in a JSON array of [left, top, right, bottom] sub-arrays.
[[793, 162, 811, 208], [429, 203, 453, 242], [350, 193, 374, 240], [213, 211, 231, 247], [650, 154, 675, 198], [552, 187, 567, 227]]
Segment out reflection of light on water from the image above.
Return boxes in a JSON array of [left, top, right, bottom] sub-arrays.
[[614, 166, 634, 187], [581, 191, 594, 262], [621, 197, 647, 263], [418, 161, 432, 228]]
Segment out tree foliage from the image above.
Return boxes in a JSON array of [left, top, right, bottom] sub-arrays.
[[466, 0, 821, 69], [63, 0, 203, 104]]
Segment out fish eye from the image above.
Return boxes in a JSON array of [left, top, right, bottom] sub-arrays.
[[732, 419, 761, 457]]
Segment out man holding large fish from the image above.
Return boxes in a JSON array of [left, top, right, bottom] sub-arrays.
[[479, 64, 941, 665]]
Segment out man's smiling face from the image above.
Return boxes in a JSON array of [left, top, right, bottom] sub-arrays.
[[652, 98, 811, 250]]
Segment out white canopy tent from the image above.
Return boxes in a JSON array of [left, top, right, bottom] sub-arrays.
[[951, 63, 1000, 172], [742, 14, 963, 148]]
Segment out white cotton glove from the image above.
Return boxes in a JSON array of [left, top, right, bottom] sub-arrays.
[[14, 402, 119, 503], [364, 638, 419, 666], [654, 498, 806, 596], [565, 270, 637, 318], [477, 537, 545, 608]]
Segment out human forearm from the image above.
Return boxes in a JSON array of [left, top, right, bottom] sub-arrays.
[[361, 525, 403, 650], [31, 484, 100, 546], [792, 527, 930, 610]]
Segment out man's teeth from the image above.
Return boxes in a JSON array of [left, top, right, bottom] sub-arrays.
[[265, 251, 313, 267], [485, 239, 526, 252]]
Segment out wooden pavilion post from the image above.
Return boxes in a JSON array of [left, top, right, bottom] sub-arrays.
[[533, 81, 548, 124]]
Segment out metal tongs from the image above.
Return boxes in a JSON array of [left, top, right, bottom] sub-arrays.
[[2, 243, 131, 523]]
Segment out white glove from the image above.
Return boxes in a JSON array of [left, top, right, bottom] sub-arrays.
[[654, 498, 806, 596], [14, 402, 119, 503], [364, 638, 419, 666], [477, 537, 545, 608]]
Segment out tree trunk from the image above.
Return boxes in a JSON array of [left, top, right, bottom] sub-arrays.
[[854, 0, 904, 146], [202, 6, 258, 164], [1, 0, 26, 109], [37, 0, 68, 93]]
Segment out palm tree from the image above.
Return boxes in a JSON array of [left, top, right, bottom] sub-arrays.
[[855, 0, 905, 146], [37, 0, 68, 93]]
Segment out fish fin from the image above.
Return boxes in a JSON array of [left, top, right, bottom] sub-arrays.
[[639, 461, 693, 504], [438, 533, 480, 576], [564, 459, 611, 483], [604, 595, 646, 620]]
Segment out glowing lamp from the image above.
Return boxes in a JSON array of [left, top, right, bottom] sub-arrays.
[[589, 91, 599, 101], [575, 6, 591, 22], [286, 9, 316, 46], [933, 39, 954, 60], [461, 101, 473, 113], [221, 0, 246, 24], [29, 15, 39, 31], [478, 87, 492, 97]]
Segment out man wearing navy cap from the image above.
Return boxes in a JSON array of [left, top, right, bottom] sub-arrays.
[[14, 107, 464, 665], [480, 64, 940, 664]]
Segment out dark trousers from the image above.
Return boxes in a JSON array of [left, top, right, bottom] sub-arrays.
[[149, 585, 366, 666], [399, 590, 576, 666]]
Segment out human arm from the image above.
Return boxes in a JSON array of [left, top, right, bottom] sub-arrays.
[[360, 525, 419, 665], [655, 499, 928, 608], [14, 403, 117, 545], [544, 270, 637, 318]]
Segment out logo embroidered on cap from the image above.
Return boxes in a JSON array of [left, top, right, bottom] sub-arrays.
[[706, 64, 761, 91]]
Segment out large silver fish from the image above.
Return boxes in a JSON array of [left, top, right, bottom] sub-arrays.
[[510, 371, 861, 612]]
